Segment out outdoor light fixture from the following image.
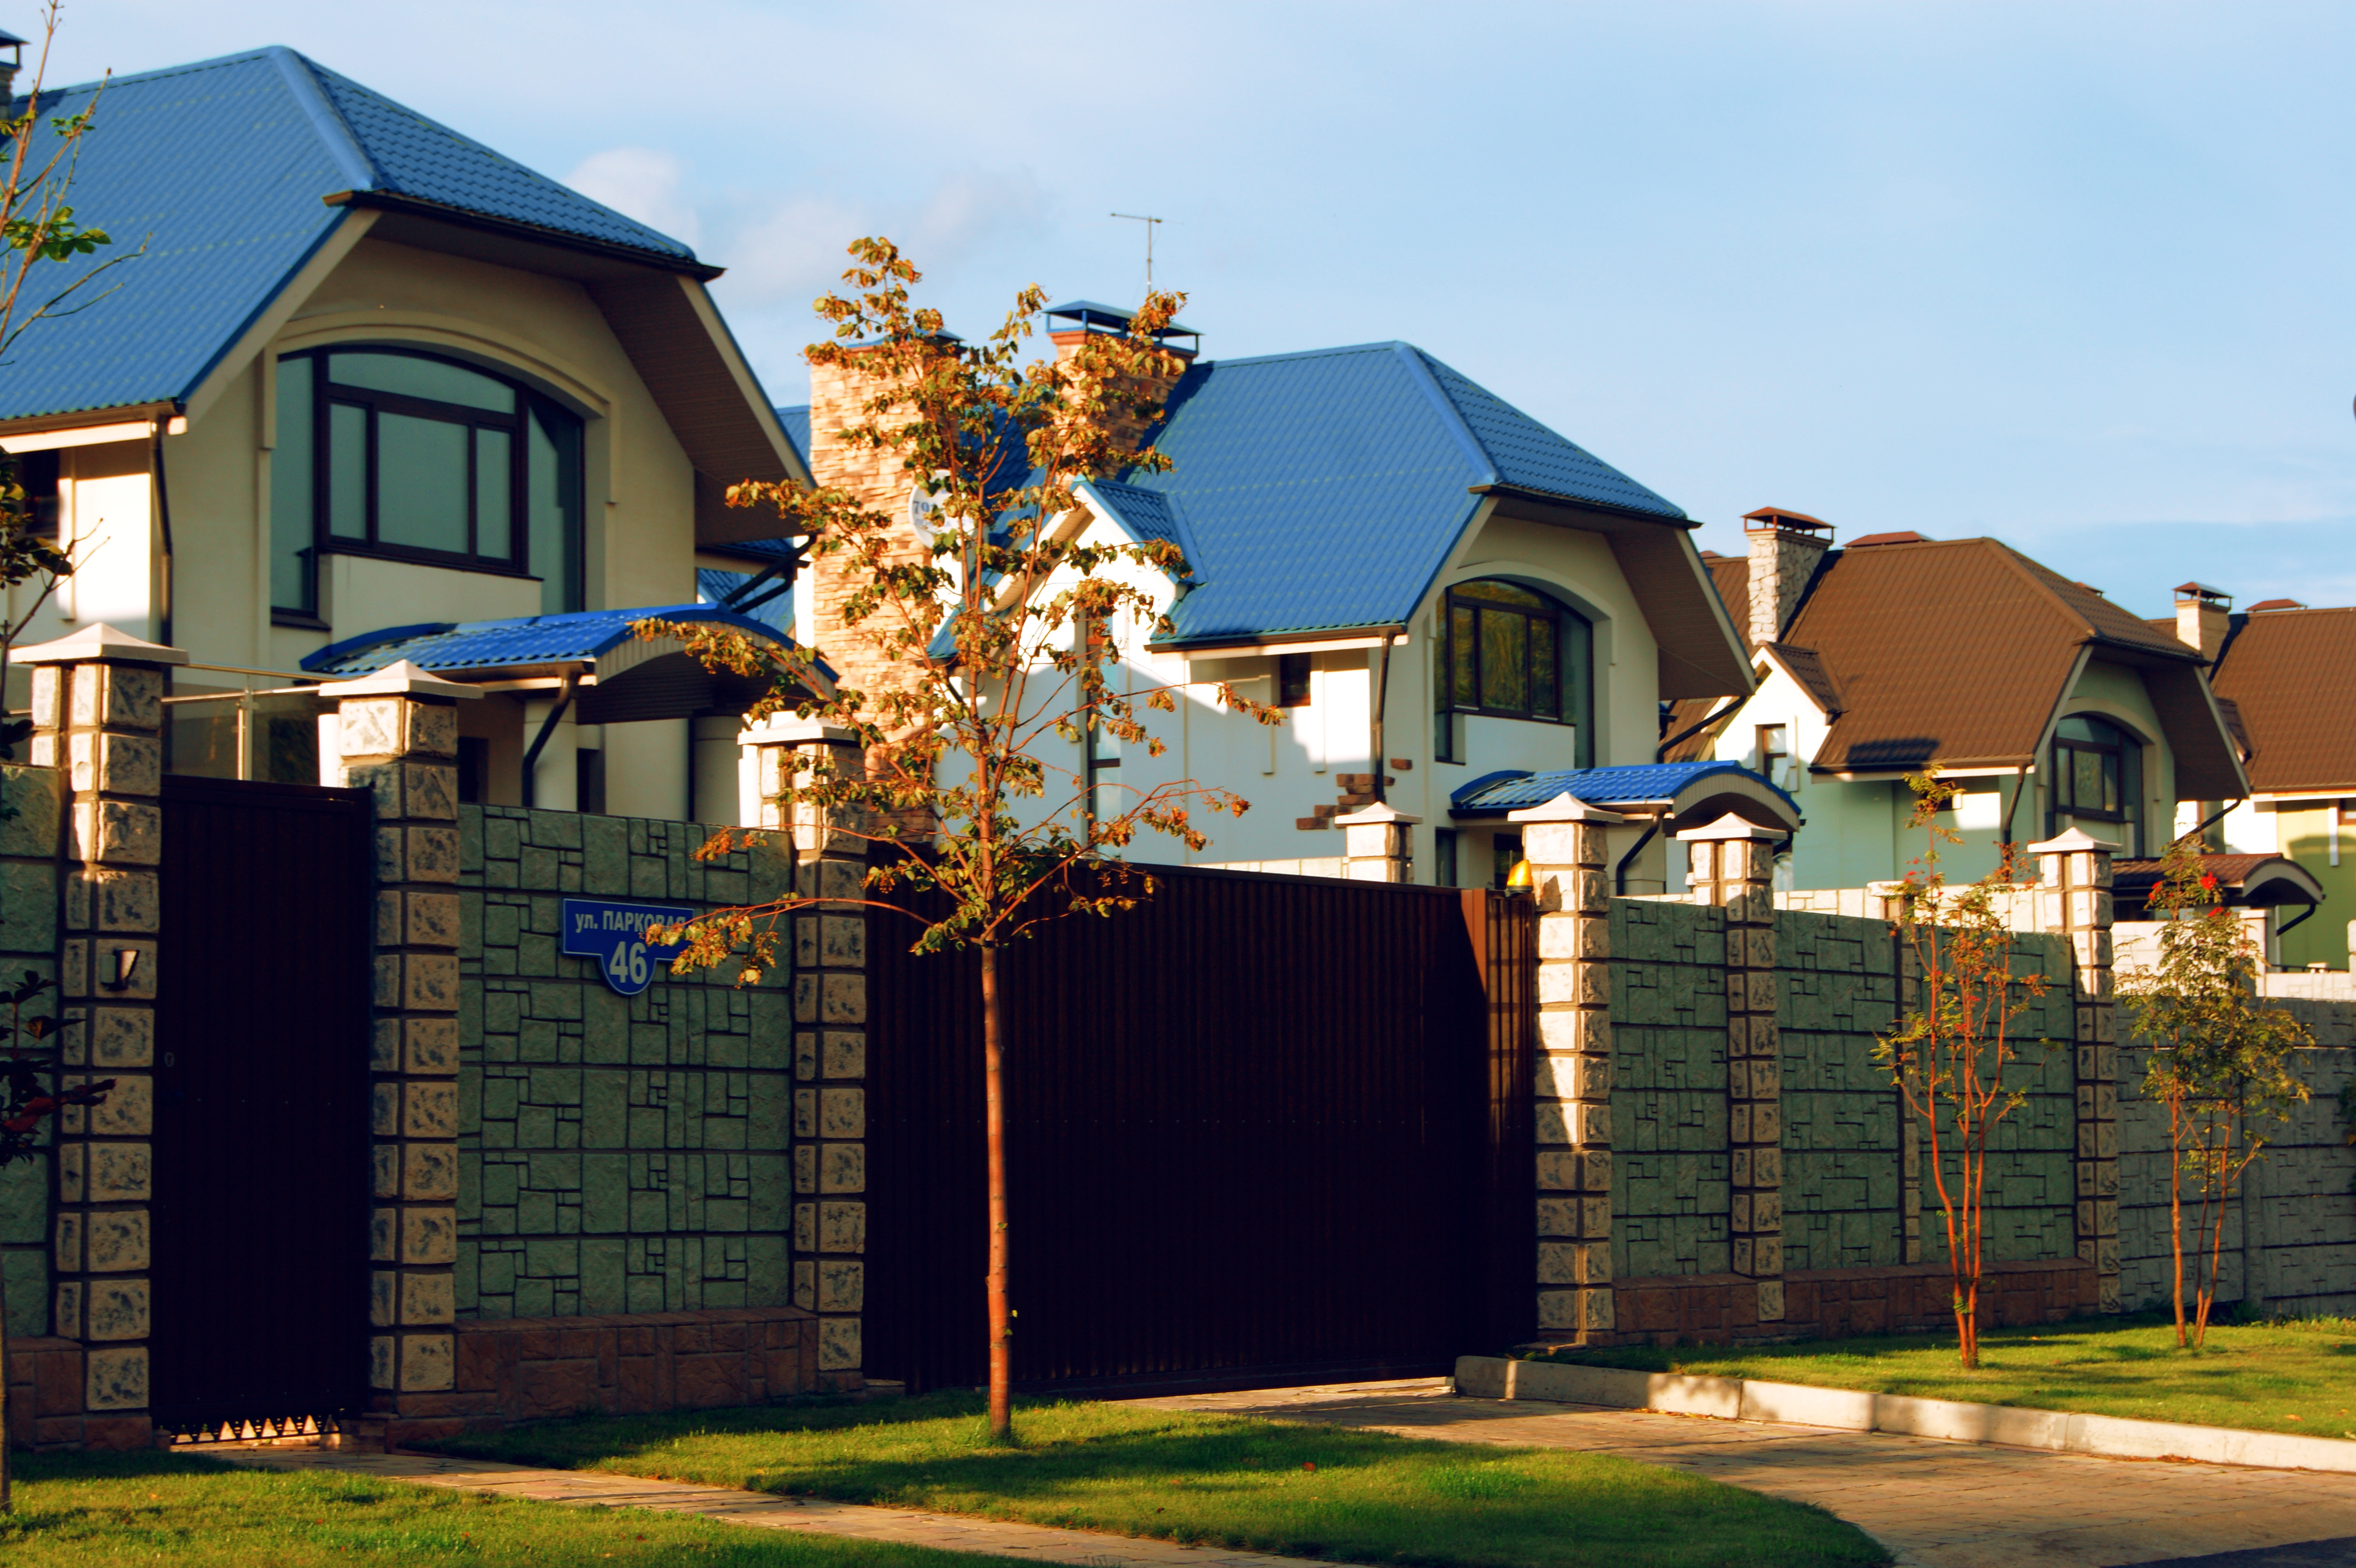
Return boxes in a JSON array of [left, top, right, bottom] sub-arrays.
[[1506, 858, 1536, 893], [100, 948, 140, 992]]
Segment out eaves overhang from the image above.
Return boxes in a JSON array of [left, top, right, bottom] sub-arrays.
[[325, 189, 725, 282]]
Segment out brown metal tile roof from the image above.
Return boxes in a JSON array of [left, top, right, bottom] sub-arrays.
[[2208, 604, 2356, 793], [1659, 553, 1754, 761], [1761, 642, 1844, 715], [1783, 537, 2210, 775]]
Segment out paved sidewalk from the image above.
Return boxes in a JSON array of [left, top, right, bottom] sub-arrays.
[[207, 1446, 1330, 1568], [1129, 1380, 2356, 1568]]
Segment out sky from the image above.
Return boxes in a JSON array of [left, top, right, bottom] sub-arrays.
[[35, 1, 2356, 620]]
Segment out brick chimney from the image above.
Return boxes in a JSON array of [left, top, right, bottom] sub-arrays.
[[1044, 300, 1195, 459], [2173, 582, 2231, 661], [1741, 507, 1833, 648]]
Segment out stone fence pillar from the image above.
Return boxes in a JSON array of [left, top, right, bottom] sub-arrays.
[[22, 622, 186, 1447], [743, 720, 869, 1391], [330, 660, 480, 1402], [1681, 814, 1786, 1325], [1513, 793, 1619, 1342], [2031, 827, 2119, 1311], [1334, 802, 1419, 883]]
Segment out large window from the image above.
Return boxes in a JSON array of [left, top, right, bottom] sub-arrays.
[[2050, 713, 2143, 855], [272, 348, 584, 619], [1439, 579, 1594, 767]]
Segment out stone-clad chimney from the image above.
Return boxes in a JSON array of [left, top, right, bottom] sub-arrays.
[[0, 28, 26, 115], [1741, 507, 1833, 648], [2173, 581, 2231, 661], [1044, 300, 1195, 459]]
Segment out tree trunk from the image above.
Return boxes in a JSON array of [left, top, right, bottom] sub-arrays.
[[982, 940, 1011, 1440], [2, 1263, 12, 1513], [2169, 1097, 2188, 1348]]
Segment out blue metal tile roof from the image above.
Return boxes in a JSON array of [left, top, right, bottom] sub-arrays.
[[696, 569, 793, 635], [1451, 760, 1798, 815], [774, 405, 811, 469], [0, 47, 694, 422], [302, 603, 800, 677], [1122, 343, 1685, 644], [1079, 479, 1203, 584]]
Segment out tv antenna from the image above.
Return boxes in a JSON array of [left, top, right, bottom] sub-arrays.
[[1111, 212, 1162, 292]]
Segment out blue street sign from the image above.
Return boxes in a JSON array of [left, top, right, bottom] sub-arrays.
[[560, 898, 696, 996]]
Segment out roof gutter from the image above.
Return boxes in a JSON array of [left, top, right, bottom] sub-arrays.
[[1467, 482, 1699, 530], [1162, 624, 1407, 657], [323, 190, 724, 282]]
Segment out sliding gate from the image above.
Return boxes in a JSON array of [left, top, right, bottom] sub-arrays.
[[863, 866, 1535, 1394]]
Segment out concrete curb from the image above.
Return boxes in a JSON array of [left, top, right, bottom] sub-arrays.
[[1453, 1356, 2356, 1475]]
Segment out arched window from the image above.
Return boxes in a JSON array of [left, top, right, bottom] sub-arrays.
[[271, 348, 584, 619], [2050, 713, 2143, 855], [1441, 579, 1595, 766]]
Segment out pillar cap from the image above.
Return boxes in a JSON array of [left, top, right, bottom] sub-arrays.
[[2025, 826, 2117, 855], [740, 719, 858, 747], [1676, 811, 1784, 842], [1505, 791, 1623, 824], [1333, 801, 1421, 827], [327, 659, 483, 699], [14, 622, 187, 667]]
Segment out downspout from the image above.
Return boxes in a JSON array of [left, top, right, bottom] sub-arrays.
[[1614, 805, 1668, 896], [150, 418, 176, 649], [2170, 798, 2243, 853], [519, 672, 579, 810], [1369, 634, 1392, 803], [2001, 761, 2029, 844]]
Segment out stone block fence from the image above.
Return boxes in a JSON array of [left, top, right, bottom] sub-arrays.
[[0, 637, 876, 1451], [1524, 810, 2356, 1347]]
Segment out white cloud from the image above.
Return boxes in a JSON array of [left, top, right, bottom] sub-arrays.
[[563, 147, 702, 250], [712, 168, 1051, 309]]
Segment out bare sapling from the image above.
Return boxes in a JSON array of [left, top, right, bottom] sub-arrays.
[[638, 239, 1277, 1439], [1876, 769, 2053, 1368]]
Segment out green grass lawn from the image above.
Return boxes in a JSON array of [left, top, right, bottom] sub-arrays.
[[0, 1448, 1031, 1566], [1537, 1311, 2356, 1440], [425, 1391, 1887, 1568]]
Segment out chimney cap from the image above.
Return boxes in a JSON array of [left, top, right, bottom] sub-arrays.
[[1044, 299, 1200, 356], [1742, 506, 1832, 533], [2174, 581, 2232, 606], [2248, 598, 2306, 612]]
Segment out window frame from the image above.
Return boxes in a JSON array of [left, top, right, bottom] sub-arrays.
[[2048, 713, 2144, 855], [273, 346, 588, 618], [1440, 579, 1595, 767], [1757, 722, 1790, 785]]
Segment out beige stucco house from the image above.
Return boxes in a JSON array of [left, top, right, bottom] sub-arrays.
[[1, 45, 810, 819]]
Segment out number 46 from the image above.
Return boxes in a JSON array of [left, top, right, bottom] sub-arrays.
[[607, 942, 650, 988]]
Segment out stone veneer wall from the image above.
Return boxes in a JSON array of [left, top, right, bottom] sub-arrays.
[[2117, 1018, 2355, 1318], [0, 766, 63, 1336], [1608, 898, 2082, 1283], [454, 807, 796, 1322]]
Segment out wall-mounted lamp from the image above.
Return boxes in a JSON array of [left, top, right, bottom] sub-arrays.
[[99, 948, 141, 992], [1505, 859, 1536, 895]]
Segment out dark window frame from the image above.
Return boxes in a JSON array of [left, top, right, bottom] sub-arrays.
[[2049, 713, 2144, 855], [273, 346, 586, 614], [1757, 722, 1789, 784], [1441, 579, 1595, 767], [1277, 653, 1313, 708]]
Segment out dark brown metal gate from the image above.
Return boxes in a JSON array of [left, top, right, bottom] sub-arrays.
[[152, 774, 375, 1432], [864, 865, 1533, 1395]]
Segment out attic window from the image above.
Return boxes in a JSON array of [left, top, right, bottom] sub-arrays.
[[1444, 579, 1594, 767], [2050, 713, 2143, 856], [271, 347, 584, 618], [1278, 653, 1313, 707]]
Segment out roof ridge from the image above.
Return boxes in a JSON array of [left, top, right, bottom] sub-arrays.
[[1393, 344, 1502, 485], [1192, 340, 1416, 371], [1982, 537, 2115, 646], [270, 48, 379, 194], [15, 43, 284, 100]]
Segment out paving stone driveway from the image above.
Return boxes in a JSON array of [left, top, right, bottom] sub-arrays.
[[1128, 1380, 2356, 1568]]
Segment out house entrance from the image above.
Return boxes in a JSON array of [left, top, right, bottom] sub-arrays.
[[151, 775, 376, 1435], [863, 866, 1534, 1394]]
